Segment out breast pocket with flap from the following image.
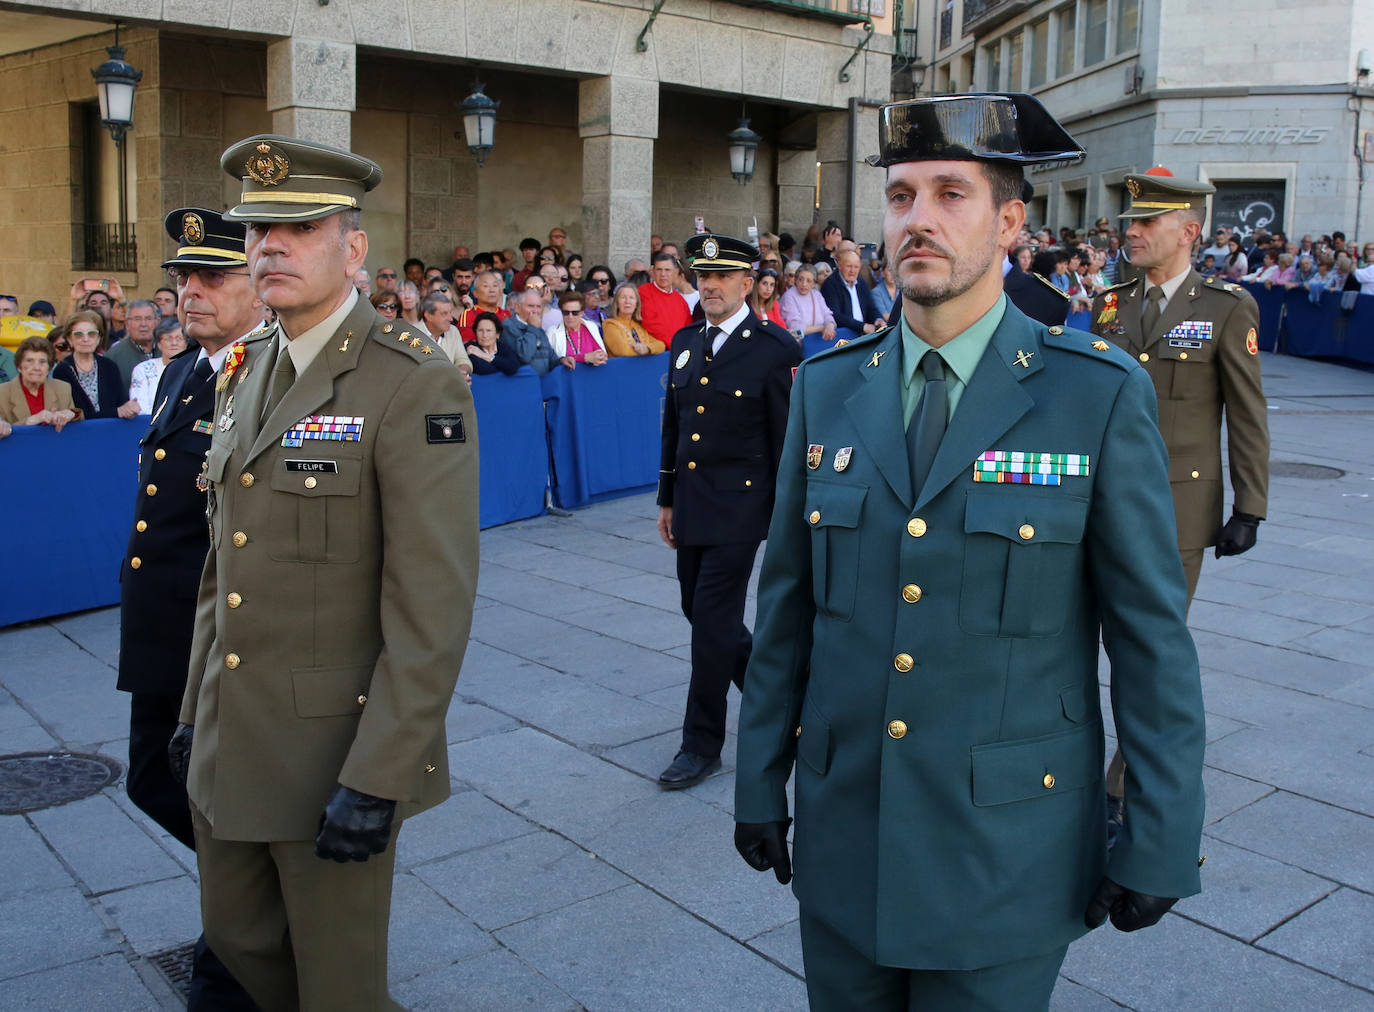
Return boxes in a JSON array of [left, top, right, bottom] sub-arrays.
[[804, 480, 868, 621], [959, 488, 1089, 638]]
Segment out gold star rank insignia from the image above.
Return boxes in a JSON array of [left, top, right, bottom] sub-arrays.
[[409, 338, 422, 348], [1092, 340, 1110, 351], [421, 345, 434, 355]]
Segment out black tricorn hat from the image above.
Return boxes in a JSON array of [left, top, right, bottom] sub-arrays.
[[868, 93, 1084, 168]]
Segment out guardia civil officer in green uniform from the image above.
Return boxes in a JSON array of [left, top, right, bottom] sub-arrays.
[[733, 94, 1207, 1011], [169, 135, 479, 1012], [1090, 168, 1269, 841]]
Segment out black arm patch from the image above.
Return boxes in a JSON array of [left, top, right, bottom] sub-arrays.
[[426, 413, 466, 443]]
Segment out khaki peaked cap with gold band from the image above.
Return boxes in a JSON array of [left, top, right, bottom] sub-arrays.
[[1119, 169, 1215, 220], [161, 208, 246, 269], [684, 233, 758, 272], [220, 134, 383, 223]]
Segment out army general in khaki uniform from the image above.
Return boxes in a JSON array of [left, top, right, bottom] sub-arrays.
[[1091, 170, 1269, 836], [170, 136, 479, 1012]]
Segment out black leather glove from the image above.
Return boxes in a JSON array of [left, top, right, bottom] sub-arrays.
[[1084, 877, 1177, 932], [314, 785, 397, 862], [734, 819, 793, 885], [1214, 511, 1261, 558], [167, 723, 193, 786]]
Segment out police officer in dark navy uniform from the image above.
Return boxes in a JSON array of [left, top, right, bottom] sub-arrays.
[[656, 233, 802, 789], [118, 207, 262, 1011]]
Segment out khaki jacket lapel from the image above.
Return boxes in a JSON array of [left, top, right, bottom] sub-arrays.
[[1143, 270, 1204, 353], [245, 299, 376, 464]]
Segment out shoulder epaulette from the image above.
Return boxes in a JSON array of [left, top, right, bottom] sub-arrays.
[[1202, 276, 1250, 298], [376, 321, 442, 361], [1041, 323, 1135, 372], [806, 325, 888, 362], [1096, 278, 1136, 297], [1031, 273, 1072, 300]]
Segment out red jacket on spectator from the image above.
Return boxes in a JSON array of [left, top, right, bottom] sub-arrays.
[[638, 283, 691, 350], [455, 305, 511, 343]]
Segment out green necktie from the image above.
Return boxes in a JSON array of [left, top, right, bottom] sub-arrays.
[[907, 350, 947, 498], [1140, 285, 1165, 338], [262, 348, 296, 422]]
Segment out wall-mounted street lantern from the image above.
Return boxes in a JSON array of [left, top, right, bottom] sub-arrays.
[[459, 80, 499, 166]]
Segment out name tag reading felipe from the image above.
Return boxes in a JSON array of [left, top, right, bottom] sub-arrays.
[[426, 414, 466, 444], [284, 460, 339, 473]]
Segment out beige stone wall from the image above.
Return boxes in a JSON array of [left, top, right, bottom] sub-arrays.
[[0, 28, 159, 312], [0, 29, 273, 312]]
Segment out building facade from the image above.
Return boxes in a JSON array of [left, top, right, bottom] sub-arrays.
[[0, 0, 901, 311], [908, 0, 1374, 242]]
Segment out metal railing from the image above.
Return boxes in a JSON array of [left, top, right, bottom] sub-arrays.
[[728, 0, 872, 25], [73, 223, 138, 273], [940, 6, 953, 48]]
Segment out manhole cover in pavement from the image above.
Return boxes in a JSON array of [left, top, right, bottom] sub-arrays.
[[149, 942, 196, 998], [0, 752, 122, 814], [1270, 461, 1345, 480]]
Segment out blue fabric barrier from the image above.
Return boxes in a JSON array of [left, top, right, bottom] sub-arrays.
[[1065, 308, 1092, 332], [470, 366, 548, 530], [803, 328, 860, 358], [1240, 282, 1374, 364], [541, 354, 667, 509], [0, 418, 144, 626]]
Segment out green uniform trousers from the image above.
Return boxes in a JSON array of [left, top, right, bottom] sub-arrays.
[[1107, 547, 1203, 797], [800, 910, 1068, 1011], [191, 804, 401, 1012]]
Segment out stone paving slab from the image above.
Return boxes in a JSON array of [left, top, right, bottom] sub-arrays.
[[0, 815, 75, 901], [1176, 837, 1335, 942], [0, 885, 118, 978], [1258, 887, 1374, 992], [392, 947, 582, 1011], [494, 885, 809, 1011], [0, 954, 161, 1011], [1060, 913, 1374, 1011], [414, 829, 631, 932], [27, 793, 184, 896], [98, 875, 203, 956], [1209, 791, 1374, 893]]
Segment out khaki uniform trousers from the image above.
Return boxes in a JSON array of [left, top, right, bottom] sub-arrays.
[[191, 804, 402, 1012], [1107, 547, 1203, 796]]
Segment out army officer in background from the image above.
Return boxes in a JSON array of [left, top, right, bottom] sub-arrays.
[[1091, 169, 1269, 844], [733, 94, 1207, 1010], [119, 207, 262, 1010], [655, 233, 802, 790], [170, 135, 478, 1012]]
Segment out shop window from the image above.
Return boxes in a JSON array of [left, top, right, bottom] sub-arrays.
[[987, 41, 1002, 90]]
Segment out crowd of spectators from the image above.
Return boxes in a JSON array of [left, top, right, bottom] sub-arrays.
[[5, 218, 1373, 441]]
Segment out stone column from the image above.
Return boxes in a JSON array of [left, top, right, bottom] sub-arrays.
[[816, 108, 850, 234], [579, 76, 657, 272], [776, 147, 818, 246], [266, 39, 355, 149], [851, 108, 885, 245]]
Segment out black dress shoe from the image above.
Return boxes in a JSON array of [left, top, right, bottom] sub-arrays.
[[1106, 794, 1126, 850], [658, 751, 721, 790]]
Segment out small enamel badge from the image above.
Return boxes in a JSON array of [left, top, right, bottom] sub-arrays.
[[1246, 328, 1258, 355], [833, 447, 853, 472], [676, 349, 691, 370], [807, 444, 824, 470]]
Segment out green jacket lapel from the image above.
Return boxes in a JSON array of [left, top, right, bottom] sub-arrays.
[[915, 308, 1038, 510], [841, 327, 911, 508]]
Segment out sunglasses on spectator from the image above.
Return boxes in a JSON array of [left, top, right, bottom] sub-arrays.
[[52, 342, 72, 352], [377, 271, 397, 279], [561, 308, 583, 315], [377, 302, 400, 312], [593, 277, 611, 286], [168, 266, 250, 287]]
